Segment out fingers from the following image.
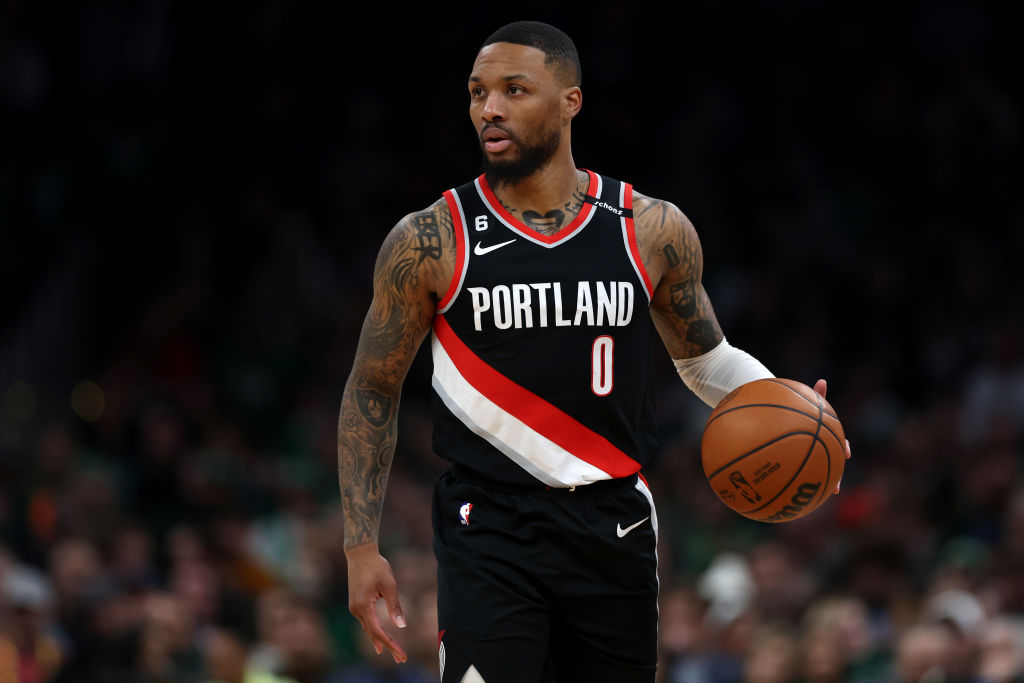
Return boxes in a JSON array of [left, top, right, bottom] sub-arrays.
[[352, 600, 408, 663], [376, 570, 408, 632], [832, 439, 853, 496], [815, 379, 849, 497]]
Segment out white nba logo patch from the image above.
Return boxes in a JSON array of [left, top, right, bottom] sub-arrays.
[[459, 502, 473, 525]]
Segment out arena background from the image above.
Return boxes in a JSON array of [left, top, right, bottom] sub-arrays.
[[2, 2, 1022, 681]]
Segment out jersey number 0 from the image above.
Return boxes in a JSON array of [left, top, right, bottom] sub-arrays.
[[591, 336, 614, 396]]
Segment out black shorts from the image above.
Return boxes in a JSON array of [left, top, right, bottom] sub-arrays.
[[433, 465, 659, 683]]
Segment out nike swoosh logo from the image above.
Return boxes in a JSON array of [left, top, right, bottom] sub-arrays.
[[473, 239, 516, 255], [616, 517, 650, 538]]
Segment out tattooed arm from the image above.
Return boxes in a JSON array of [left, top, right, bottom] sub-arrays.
[[339, 198, 454, 663], [636, 193, 850, 487], [633, 193, 724, 358]]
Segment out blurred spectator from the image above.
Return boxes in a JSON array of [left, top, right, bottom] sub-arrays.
[[976, 616, 1024, 683], [659, 585, 706, 676], [802, 595, 888, 683], [128, 591, 202, 683], [888, 622, 954, 683], [924, 588, 988, 683], [203, 626, 296, 683], [0, 566, 62, 683], [274, 598, 333, 683], [743, 625, 798, 683]]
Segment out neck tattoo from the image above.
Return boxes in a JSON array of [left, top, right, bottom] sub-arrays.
[[498, 177, 589, 237]]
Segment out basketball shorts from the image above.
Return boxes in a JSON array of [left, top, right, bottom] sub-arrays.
[[433, 465, 659, 683]]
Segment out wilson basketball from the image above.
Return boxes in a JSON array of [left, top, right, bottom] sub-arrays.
[[701, 378, 845, 523]]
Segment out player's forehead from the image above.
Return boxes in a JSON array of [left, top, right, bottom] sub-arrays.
[[469, 42, 551, 84]]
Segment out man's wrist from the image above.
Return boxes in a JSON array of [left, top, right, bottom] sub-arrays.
[[344, 539, 380, 556]]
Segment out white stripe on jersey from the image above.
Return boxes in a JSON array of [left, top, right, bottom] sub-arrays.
[[430, 333, 613, 487]]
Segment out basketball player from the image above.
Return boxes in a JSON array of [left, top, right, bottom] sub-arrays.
[[337, 21, 849, 683]]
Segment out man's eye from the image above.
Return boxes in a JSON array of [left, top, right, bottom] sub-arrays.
[[470, 87, 484, 97], [508, 85, 522, 95]]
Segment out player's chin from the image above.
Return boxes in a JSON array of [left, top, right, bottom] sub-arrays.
[[483, 146, 516, 159]]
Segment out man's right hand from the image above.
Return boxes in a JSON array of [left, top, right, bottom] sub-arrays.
[[346, 543, 408, 663]]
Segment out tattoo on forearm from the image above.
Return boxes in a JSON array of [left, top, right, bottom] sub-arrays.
[[687, 321, 718, 350], [338, 422, 396, 549]]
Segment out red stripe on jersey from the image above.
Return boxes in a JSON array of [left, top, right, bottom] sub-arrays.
[[623, 183, 654, 299], [433, 315, 641, 478], [478, 170, 599, 245], [638, 472, 649, 487], [438, 190, 467, 310]]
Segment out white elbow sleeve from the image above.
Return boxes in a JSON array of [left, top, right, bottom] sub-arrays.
[[673, 339, 773, 408]]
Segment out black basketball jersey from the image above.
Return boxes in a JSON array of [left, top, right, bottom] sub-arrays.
[[430, 170, 658, 488]]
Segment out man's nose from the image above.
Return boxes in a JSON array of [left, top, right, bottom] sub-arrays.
[[481, 92, 505, 121]]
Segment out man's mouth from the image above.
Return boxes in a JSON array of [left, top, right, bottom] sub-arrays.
[[482, 127, 513, 153]]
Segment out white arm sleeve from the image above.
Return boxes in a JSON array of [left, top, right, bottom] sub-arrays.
[[673, 338, 773, 408]]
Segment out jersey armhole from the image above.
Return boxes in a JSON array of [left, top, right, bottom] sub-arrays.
[[621, 182, 654, 301], [438, 189, 469, 313]]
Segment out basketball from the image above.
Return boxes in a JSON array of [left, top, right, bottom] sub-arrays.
[[701, 378, 846, 523]]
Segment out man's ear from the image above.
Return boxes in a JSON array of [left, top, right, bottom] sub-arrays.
[[563, 86, 582, 120]]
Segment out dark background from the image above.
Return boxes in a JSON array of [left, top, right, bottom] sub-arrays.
[[2, 2, 1023, 682]]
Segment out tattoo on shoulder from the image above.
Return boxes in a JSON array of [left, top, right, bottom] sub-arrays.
[[636, 197, 673, 232], [412, 213, 442, 262], [440, 205, 454, 240]]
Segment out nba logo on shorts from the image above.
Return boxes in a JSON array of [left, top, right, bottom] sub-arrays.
[[459, 502, 473, 525]]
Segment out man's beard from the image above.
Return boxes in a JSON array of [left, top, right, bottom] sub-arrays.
[[480, 125, 562, 189]]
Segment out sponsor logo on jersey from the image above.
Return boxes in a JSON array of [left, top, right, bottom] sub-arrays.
[[593, 200, 623, 215], [473, 239, 515, 255], [466, 281, 636, 331], [459, 502, 473, 525]]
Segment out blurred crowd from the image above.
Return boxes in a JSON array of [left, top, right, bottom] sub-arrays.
[[2, 1, 1023, 682]]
